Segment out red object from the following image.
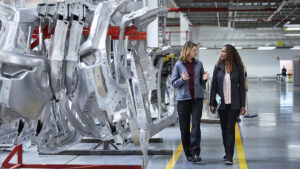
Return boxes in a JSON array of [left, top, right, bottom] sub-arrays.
[[31, 25, 146, 49], [185, 62, 194, 99], [2, 144, 142, 169], [83, 26, 146, 40], [193, 0, 283, 2], [168, 7, 276, 12], [31, 26, 55, 49]]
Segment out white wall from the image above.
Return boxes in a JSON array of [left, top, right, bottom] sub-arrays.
[[198, 49, 300, 77], [166, 26, 180, 46], [167, 25, 300, 48], [146, 0, 158, 47], [165, 25, 300, 77], [192, 26, 300, 48], [180, 13, 189, 45]]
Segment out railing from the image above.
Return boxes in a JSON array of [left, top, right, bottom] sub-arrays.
[[166, 31, 191, 46], [276, 74, 293, 83]]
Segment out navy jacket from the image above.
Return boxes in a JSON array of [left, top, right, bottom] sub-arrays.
[[209, 63, 246, 110], [172, 59, 206, 101]]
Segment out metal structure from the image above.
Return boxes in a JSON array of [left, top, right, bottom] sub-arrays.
[[167, 0, 300, 28], [2, 144, 142, 169], [0, 1, 181, 168]]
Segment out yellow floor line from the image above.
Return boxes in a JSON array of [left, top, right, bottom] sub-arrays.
[[165, 124, 194, 169], [164, 142, 183, 169], [165, 99, 209, 169], [235, 123, 248, 169]]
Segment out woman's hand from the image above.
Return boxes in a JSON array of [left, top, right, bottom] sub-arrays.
[[182, 72, 190, 81], [240, 107, 246, 115], [203, 71, 210, 80], [210, 106, 215, 114]]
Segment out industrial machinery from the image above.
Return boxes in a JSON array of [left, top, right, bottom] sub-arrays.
[[0, 0, 180, 168]]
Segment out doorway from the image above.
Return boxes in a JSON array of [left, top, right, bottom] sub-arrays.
[[280, 60, 293, 82]]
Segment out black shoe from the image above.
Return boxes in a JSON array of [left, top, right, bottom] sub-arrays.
[[223, 155, 227, 161], [187, 156, 193, 162], [192, 155, 202, 163], [225, 158, 233, 165]]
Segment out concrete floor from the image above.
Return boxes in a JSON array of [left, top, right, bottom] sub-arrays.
[[1, 79, 300, 169]]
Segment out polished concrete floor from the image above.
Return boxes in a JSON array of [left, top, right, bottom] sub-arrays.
[[1, 79, 300, 169]]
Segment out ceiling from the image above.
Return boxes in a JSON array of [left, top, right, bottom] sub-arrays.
[[167, 0, 300, 28]]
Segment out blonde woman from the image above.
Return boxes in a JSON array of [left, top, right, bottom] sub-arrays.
[[172, 42, 209, 163], [209, 44, 246, 165]]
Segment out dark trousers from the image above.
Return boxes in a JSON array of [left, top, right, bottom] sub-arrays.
[[177, 99, 203, 157], [218, 104, 240, 159]]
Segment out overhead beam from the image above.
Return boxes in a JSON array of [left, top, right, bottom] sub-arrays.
[[215, 1, 221, 27], [168, 7, 276, 12], [228, 0, 238, 27], [188, 0, 284, 2], [188, 18, 298, 23], [273, 7, 298, 27], [267, 0, 287, 21]]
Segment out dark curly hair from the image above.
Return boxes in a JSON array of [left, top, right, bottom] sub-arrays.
[[216, 44, 244, 72]]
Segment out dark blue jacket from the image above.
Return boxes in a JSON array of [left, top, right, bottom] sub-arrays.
[[209, 63, 246, 110], [172, 59, 206, 101]]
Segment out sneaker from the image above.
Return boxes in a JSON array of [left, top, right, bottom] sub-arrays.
[[225, 158, 233, 165], [223, 155, 227, 161], [187, 156, 194, 162], [192, 155, 202, 163]]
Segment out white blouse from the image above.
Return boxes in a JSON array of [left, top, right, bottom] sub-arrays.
[[223, 71, 231, 104]]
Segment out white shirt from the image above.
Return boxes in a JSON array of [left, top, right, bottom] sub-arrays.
[[223, 71, 231, 104]]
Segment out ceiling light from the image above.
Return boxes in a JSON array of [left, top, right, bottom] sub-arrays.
[[283, 24, 300, 31], [285, 27, 300, 31], [235, 47, 243, 49], [257, 47, 276, 50], [291, 46, 300, 50], [199, 47, 207, 50], [284, 34, 300, 36], [228, 18, 257, 22]]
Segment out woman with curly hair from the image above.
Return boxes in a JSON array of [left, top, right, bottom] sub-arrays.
[[209, 44, 246, 165]]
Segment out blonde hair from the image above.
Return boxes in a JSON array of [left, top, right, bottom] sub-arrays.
[[179, 42, 197, 63]]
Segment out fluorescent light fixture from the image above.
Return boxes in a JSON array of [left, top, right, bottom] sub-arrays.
[[228, 18, 257, 22], [283, 24, 300, 31], [235, 47, 243, 49], [291, 46, 300, 50], [199, 47, 207, 50], [285, 27, 300, 31], [257, 46, 276, 50], [284, 34, 300, 36]]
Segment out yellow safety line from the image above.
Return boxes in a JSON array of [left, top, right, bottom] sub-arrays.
[[165, 99, 209, 169], [165, 109, 248, 169], [235, 123, 248, 169], [165, 142, 183, 169], [165, 125, 194, 169]]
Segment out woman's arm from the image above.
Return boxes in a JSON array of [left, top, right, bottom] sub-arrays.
[[200, 63, 205, 85], [209, 66, 218, 107], [171, 64, 184, 88], [239, 66, 246, 108]]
